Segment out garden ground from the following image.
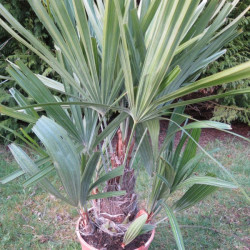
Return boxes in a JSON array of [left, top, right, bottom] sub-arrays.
[[0, 125, 249, 249]]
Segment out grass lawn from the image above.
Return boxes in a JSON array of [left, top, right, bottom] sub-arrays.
[[0, 138, 249, 249]]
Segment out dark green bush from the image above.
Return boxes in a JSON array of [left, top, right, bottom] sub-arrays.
[[0, 0, 54, 143], [201, 0, 250, 125]]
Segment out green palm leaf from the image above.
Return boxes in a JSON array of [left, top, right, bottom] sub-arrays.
[[162, 203, 185, 250], [32, 116, 81, 206]]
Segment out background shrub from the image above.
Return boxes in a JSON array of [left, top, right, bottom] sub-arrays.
[[0, 0, 54, 143], [201, 0, 250, 125]]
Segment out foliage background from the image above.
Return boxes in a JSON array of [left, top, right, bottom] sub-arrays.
[[200, 0, 250, 125], [0, 0, 54, 143], [0, 0, 249, 145]]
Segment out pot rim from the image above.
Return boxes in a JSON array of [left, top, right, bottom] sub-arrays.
[[76, 217, 155, 250]]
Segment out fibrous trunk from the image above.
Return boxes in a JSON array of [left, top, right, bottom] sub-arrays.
[[83, 129, 138, 237]]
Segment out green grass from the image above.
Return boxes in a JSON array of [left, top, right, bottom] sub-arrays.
[[0, 138, 249, 249], [150, 138, 250, 250]]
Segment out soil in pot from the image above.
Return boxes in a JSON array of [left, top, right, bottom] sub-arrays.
[[80, 226, 151, 250]]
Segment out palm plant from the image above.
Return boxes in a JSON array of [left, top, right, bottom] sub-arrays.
[[0, 0, 250, 249]]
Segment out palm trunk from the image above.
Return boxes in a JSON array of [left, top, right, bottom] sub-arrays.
[[89, 129, 138, 237]]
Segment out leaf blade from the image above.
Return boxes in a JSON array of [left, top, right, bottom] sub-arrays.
[[162, 203, 185, 250]]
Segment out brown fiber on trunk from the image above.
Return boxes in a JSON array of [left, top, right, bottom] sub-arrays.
[[88, 129, 138, 237]]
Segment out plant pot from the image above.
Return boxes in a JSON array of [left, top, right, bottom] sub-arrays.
[[76, 217, 155, 250]]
